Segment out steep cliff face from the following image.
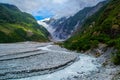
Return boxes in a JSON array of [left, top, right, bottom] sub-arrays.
[[45, 1, 107, 41], [0, 3, 50, 43]]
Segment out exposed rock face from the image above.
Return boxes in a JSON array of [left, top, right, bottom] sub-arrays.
[[44, 1, 107, 41]]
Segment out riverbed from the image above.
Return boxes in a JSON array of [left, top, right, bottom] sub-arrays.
[[0, 42, 119, 80]]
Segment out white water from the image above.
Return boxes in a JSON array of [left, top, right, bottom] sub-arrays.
[[12, 45, 101, 80]]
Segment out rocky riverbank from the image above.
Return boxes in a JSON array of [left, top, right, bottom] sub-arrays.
[[82, 43, 120, 80]]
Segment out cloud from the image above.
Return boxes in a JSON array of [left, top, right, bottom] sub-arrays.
[[0, 0, 105, 19]]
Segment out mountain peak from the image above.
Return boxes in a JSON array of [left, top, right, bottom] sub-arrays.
[[0, 3, 20, 11]]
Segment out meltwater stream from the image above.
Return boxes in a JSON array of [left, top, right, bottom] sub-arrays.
[[12, 44, 101, 80]]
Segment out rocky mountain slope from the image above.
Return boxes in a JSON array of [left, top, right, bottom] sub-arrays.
[[63, 0, 120, 65], [0, 3, 50, 43], [45, 1, 107, 40]]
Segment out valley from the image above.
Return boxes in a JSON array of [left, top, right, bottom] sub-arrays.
[[0, 0, 120, 80]]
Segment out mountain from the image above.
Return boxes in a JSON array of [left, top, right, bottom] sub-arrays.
[[63, 0, 120, 65], [0, 3, 49, 43], [38, 17, 68, 41], [45, 1, 107, 41]]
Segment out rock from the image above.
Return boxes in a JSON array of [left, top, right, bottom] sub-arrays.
[[112, 25, 119, 30], [77, 72, 85, 74], [73, 76, 79, 79]]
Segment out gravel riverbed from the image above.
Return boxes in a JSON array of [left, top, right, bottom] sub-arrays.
[[0, 42, 120, 80]]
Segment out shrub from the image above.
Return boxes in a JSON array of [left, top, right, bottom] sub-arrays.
[[111, 51, 120, 65]]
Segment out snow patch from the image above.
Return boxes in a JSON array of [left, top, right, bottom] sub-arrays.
[[37, 20, 55, 35]]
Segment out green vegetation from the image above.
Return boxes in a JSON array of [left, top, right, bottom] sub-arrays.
[[63, 0, 120, 65], [0, 3, 49, 43]]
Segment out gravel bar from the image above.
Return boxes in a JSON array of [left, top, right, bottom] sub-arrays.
[[0, 42, 78, 79]]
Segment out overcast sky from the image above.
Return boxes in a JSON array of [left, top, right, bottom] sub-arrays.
[[0, 0, 105, 20]]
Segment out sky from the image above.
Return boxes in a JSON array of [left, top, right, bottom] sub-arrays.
[[0, 0, 105, 20]]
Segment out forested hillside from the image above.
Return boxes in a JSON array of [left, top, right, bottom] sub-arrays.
[[63, 0, 120, 65], [0, 3, 49, 43]]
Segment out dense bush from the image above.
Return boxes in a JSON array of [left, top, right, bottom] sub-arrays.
[[111, 51, 120, 65]]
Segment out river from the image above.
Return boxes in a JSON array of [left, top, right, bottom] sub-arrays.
[[11, 43, 101, 80], [0, 42, 119, 80]]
